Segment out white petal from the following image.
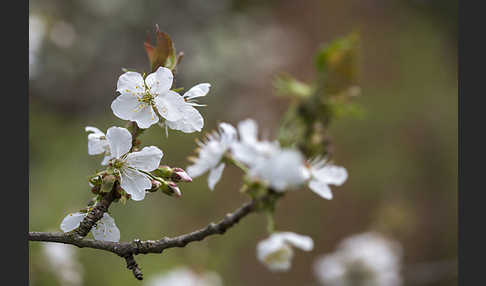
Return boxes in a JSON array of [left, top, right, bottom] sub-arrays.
[[154, 90, 186, 121], [186, 161, 211, 179], [119, 167, 151, 201], [105, 127, 132, 159], [116, 71, 145, 96], [237, 119, 258, 143], [87, 133, 108, 155], [312, 165, 348, 186], [145, 66, 174, 94], [208, 163, 225, 191], [85, 126, 104, 135], [255, 149, 308, 191], [91, 213, 120, 242], [60, 212, 86, 232], [183, 83, 211, 100], [126, 146, 163, 172], [165, 104, 204, 133], [308, 180, 333, 200], [130, 104, 159, 129], [277, 232, 314, 251], [218, 122, 237, 146], [111, 94, 142, 121]]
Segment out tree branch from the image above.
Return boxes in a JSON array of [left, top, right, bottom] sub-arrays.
[[29, 195, 265, 280]]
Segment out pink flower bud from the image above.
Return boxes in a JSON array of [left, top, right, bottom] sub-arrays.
[[172, 168, 193, 182]]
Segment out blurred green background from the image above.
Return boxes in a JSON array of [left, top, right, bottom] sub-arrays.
[[29, 0, 457, 285]]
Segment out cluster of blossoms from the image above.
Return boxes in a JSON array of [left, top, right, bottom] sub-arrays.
[[55, 35, 351, 276], [313, 232, 403, 286], [60, 66, 206, 242], [186, 119, 348, 271]]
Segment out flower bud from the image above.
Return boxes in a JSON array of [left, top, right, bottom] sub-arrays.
[[168, 182, 182, 197], [149, 179, 162, 192], [152, 165, 173, 178], [172, 168, 192, 182]]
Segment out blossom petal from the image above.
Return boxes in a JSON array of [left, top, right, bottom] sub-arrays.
[[238, 119, 258, 143], [91, 213, 120, 242], [186, 161, 211, 179], [116, 71, 145, 96], [106, 127, 132, 159], [111, 94, 142, 121], [312, 165, 348, 186], [208, 163, 225, 191], [87, 133, 108, 155], [218, 122, 237, 146], [126, 146, 164, 172], [308, 180, 333, 199], [119, 167, 151, 201], [85, 126, 104, 135], [131, 104, 159, 129], [145, 66, 173, 94], [154, 90, 185, 121], [183, 83, 211, 100], [165, 104, 204, 133], [277, 232, 314, 251], [60, 212, 86, 232]]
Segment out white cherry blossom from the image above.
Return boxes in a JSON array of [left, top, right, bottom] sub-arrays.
[[165, 83, 211, 133], [186, 122, 237, 190], [313, 232, 403, 286], [86, 126, 112, 165], [60, 212, 120, 242], [104, 126, 164, 201], [257, 232, 314, 272], [111, 67, 186, 129]]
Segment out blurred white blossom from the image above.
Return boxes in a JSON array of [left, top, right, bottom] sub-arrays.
[[313, 232, 403, 286], [60, 212, 120, 242], [229, 119, 347, 197], [186, 122, 237, 190], [145, 267, 223, 286], [42, 243, 83, 286], [257, 232, 314, 272]]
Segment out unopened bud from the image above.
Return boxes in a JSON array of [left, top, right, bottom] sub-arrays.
[[152, 165, 173, 178], [172, 168, 192, 182], [149, 179, 162, 192], [168, 182, 182, 197]]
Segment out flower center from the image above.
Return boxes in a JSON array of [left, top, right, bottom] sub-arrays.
[[139, 91, 155, 105], [112, 159, 125, 169]]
